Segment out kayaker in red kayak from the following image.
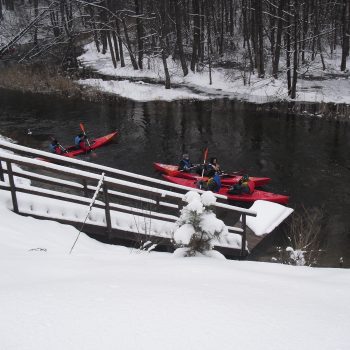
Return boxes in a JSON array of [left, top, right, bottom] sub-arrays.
[[49, 139, 63, 155], [197, 170, 222, 193], [74, 133, 87, 150], [228, 174, 255, 195], [178, 153, 194, 172], [207, 157, 222, 174]]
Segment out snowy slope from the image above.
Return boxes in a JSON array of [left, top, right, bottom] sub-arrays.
[[0, 195, 349, 350]]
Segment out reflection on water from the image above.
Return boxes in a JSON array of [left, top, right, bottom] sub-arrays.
[[0, 88, 349, 267]]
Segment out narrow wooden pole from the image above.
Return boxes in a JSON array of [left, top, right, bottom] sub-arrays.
[[0, 161, 4, 182], [6, 161, 18, 213], [241, 214, 247, 257], [103, 183, 112, 239], [82, 179, 88, 197]]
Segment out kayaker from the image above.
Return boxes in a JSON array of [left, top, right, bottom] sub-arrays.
[[49, 139, 63, 155], [228, 174, 255, 195], [207, 157, 221, 174], [74, 133, 87, 150], [178, 153, 193, 172], [197, 170, 222, 193]]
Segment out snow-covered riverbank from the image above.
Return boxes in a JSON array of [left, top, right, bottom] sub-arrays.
[[78, 43, 350, 104], [1, 192, 350, 350]]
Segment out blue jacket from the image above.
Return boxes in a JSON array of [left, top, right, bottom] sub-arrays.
[[75, 135, 83, 146], [49, 143, 58, 153], [178, 158, 193, 171], [207, 173, 221, 192]]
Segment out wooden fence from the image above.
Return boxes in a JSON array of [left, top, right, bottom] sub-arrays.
[[0, 140, 257, 258]]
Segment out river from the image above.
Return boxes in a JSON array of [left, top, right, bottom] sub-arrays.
[[0, 88, 349, 267]]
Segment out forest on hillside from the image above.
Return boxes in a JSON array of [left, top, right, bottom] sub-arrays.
[[0, 0, 349, 99]]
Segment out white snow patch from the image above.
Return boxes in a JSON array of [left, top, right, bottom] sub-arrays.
[[241, 200, 294, 236]]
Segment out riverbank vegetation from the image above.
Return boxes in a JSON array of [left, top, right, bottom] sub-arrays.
[[0, 63, 112, 101]]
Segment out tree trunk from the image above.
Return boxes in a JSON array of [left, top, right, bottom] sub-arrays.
[[301, 0, 308, 64], [285, 0, 291, 95], [122, 16, 138, 70], [291, 0, 299, 99], [111, 31, 120, 61], [341, 0, 350, 71], [272, 0, 284, 78], [255, 0, 264, 77], [107, 30, 117, 68], [174, 0, 188, 76], [206, 0, 212, 84], [190, 0, 200, 72], [242, 0, 254, 72], [115, 19, 125, 67], [162, 45, 171, 89], [134, 0, 144, 69]]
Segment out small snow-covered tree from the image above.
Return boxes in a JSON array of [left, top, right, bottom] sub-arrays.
[[173, 191, 238, 258]]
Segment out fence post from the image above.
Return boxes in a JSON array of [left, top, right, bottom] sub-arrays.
[[103, 182, 112, 239], [6, 161, 18, 213], [0, 161, 4, 182], [82, 179, 88, 197], [241, 213, 247, 257]]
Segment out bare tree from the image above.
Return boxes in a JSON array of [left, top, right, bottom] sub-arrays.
[[340, 0, 350, 71]]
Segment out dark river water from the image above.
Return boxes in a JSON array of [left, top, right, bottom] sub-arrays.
[[0, 88, 349, 267]]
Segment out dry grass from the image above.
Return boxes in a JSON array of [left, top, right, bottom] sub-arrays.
[[0, 63, 108, 101]]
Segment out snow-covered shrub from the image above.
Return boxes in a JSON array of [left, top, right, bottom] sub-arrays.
[[173, 191, 228, 257]]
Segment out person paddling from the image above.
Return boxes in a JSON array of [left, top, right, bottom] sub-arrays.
[[207, 157, 221, 174], [74, 133, 87, 150], [178, 153, 193, 172], [49, 139, 63, 155], [197, 169, 222, 193], [228, 174, 255, 195]]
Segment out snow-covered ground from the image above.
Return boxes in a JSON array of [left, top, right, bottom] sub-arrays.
[[1, 137, 350, 350], [78, 42, 350, 104], [1, 192, 350, 350]]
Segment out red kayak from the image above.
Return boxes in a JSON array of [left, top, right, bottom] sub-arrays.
[[153, 162, 270, 187], [61, 131, 118, 157], [162, 175, 289, 205]]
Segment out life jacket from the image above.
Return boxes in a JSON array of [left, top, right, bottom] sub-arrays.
[[179, 158, 192, 171], [241, 180, 255, 194], [207, 173, 221, 192]]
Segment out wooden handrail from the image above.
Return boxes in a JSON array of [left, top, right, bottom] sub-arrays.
[[0, 142, 257, 256]]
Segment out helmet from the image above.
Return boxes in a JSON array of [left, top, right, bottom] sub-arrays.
[[183, 153, 189, 160], [242, 174, 249, 182]]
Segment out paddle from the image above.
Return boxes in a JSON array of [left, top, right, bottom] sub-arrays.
[[201, 147, 208, 179], [79, 122, 91, 148]]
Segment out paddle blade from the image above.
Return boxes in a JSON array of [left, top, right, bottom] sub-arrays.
[[79, 122, 86, 134], [203, 147, 208, 163]]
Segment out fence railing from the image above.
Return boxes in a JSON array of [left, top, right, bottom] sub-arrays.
[[0, 140, 257, 257]]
